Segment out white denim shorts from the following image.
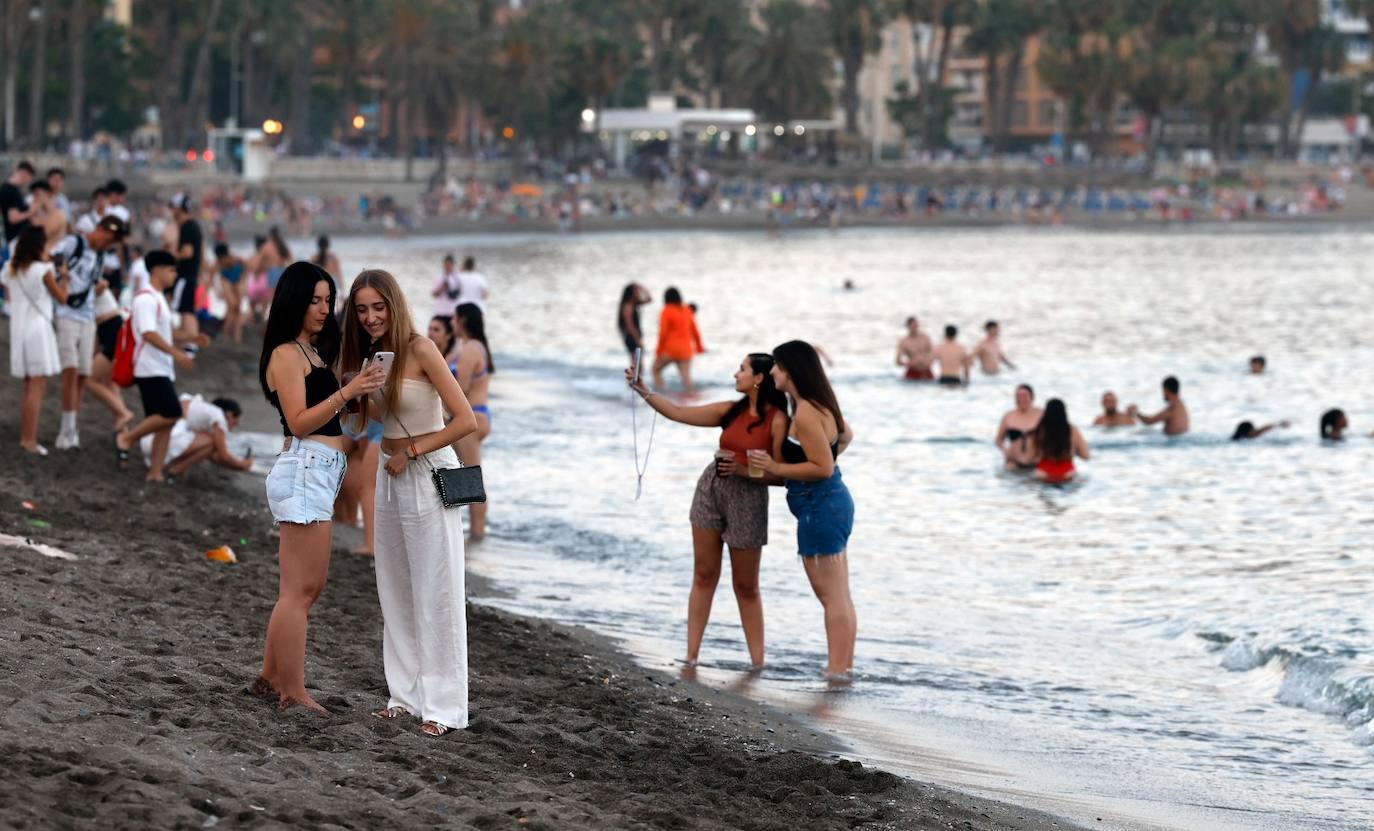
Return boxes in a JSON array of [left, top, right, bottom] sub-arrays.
[[266, 438, 347, 525]]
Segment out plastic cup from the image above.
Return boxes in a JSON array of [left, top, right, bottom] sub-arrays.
[[715, 449, 734, 476], [747, 451, 766, 478]]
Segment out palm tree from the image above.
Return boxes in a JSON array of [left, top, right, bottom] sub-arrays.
[[825, 0, 884, 137], [728, 0, 834, 124], [1259, 0, 1323, 158], [27, 0, 50, 148], [966, 0, 1041, 152], [886, 0, 970, 149]]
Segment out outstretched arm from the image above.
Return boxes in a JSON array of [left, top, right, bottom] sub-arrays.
[[626, 370, 730, 426]]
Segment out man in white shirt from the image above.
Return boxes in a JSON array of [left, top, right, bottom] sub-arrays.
[[73, 186, 107, 234], [431, 253, 461, 318], [103, 178, 131, 224], [52, 214, 128, 450], [115, 250, 205, 482], [139, 394, 252, 480], [455, 255, 489, 313]]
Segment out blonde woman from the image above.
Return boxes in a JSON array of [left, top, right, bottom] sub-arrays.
[[340, 269, 478, 737]]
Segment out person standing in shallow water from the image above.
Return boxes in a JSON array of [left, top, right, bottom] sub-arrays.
[[340, 269, 478, 737], [452, 303, 494, 541], [627, 353, 789, 670], [253, 262, 386, 712], [617, 282, 651, 358], [1129, 376, 1189, 435], [749, 341, 857, 681], [995, 384, 1042, 470], [652, 287, 704, 393]]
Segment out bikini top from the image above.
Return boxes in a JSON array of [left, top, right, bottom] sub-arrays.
[[1006, 428, 1025, 442], [781, 433, 840, 465], [266, 343, 343, 437]]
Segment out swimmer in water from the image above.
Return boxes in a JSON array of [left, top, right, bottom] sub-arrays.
[[1320, 408, 1347, 441], [1232, 419, 1289, 440], [1128, 376, 1189, 435], [1249, 355, 1265, 375], [1093, 391, 1135, 427], [1027, 398, 1090, 483], [995, 384, 1042, 469], [895, 317, 933, 381], [931, 325, 970, 386], [971, 320, 1016, 375]]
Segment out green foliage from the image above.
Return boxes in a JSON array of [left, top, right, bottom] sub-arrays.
[[727, 0, 835, 123]]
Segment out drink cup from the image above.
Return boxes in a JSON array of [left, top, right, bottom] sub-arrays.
[[715, 449, 734, 476], [747, 450, 766, 478]]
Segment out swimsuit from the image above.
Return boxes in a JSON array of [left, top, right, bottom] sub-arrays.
[[220, 262, 243, 284], [938, 376, 964, 387], [1036, 458, 1075, 483], [904, 366, 933, 381]]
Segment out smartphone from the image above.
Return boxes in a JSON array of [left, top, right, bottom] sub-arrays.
[[633, 347, 643, 382], [371, 351, 396, 380]]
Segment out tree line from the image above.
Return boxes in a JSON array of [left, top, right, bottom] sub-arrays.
[[0, 0, 1366, 163]]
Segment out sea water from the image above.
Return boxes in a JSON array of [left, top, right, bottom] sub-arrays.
[[306, 226, 1372, 829]]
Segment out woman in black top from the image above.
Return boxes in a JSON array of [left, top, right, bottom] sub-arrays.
[[251, 261, 384, 713], [617, 282, 650, 357]]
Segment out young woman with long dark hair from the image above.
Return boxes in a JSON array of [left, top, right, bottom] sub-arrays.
[[749, 341, 856, 680], [1027, 398, 1089, 483], [252, 261, 385, 712], [5, 225, 66, 454], [652, 287, 704, 393], [628, 354, 789, 669], [617, 282, 650, 357], [340, 269, 478, 736], [452, 302, 494, 541]]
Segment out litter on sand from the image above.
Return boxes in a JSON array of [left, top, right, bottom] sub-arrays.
[[0, 533, 79, 561], [205, 546, 238, 564]]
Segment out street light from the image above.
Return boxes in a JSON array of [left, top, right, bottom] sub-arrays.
[[772, 124, 785, 136], [581, 108, 595, 124], [745, 124, 757, 137], [794, 125, 805, 136], [262, 118, 283, 135], [352, 115, 366, 130]]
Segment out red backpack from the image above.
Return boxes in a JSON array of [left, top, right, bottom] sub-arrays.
[[112, 290, 159, 388]]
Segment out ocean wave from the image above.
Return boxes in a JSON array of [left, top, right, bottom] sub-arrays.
[[1211, 634, 1374, 743]]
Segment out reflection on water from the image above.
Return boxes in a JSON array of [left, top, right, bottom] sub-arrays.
[[319, 227, 1372, 829]]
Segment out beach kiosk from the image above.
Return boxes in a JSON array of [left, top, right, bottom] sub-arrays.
[[207, 125, 272, 182]]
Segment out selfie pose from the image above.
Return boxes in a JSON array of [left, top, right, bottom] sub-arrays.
[[627, 354, 788, 669], [341, 269, 478, 737]]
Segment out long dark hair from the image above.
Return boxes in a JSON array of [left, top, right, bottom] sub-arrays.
[[772, 340, 844, 433], [664, 286, 682, 305], [312, 234, 330, 265], [258, 261, 339, 400], [455, 302, 494, 374], [268, 226, 291, 259], [617, 283, 637, 331], [430, 314, 456, 355], [6, 225, 47, 273], [1033, 398, 1072, 460], [721, 353, 788, 432]]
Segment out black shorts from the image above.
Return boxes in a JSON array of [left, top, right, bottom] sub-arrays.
[[135, 376, 182, 419], [170, 274, 198, 314], [96, 316, 122, 361], [938, 376, 964, 387]]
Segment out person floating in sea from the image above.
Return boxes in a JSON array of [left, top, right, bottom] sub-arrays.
[[626, 353, 788, 671], [1249, 355, 1266, 375], [971, 320, 1016, 376], [931, 325, 970, 386], [652, 287, 705, 394], [1093, 391, 1136, 427], [996, 384, 1042, 470], [895, 316, 933, 381], [1128, 376, 1189, 435], [1320, 408, 1347, 441], [1027, 398, 1090, 483], [1232, 419, 1290, 441]]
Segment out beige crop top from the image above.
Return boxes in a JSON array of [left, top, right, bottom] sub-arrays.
[[371, 378, 446, 439]]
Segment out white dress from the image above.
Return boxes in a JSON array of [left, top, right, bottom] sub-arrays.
[[6, 261, 61, 378]]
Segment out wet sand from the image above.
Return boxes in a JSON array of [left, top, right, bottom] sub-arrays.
[[0, 322, 1074, 830]]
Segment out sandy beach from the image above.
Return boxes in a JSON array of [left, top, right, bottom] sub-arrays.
[[0, 322, 1074, 829]]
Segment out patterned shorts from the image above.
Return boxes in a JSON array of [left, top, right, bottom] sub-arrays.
[[688, 462, 769, 550]]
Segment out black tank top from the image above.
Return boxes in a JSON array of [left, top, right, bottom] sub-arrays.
[[781, 434, 839, 464], [267, 343, 343, 437]]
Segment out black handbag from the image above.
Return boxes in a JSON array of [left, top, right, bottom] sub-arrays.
[[393, 412, 486, 508]]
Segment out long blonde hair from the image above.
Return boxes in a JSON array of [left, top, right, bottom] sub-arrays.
[[339, 268, 418, 429]]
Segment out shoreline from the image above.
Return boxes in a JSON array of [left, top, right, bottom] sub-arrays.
[[0, 322, 1077, 830]]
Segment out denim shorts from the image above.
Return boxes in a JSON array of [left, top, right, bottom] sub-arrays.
[[785, 468, 854, 557], [266, 438, 347, 525]]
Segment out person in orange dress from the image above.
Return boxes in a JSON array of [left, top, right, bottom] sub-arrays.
[[652, 287, 704, 393]]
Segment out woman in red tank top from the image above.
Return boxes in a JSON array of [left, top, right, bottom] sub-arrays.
[[627, 353, 789, 670]]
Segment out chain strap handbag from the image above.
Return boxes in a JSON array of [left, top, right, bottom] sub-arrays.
[[392, 411, 486, 508]]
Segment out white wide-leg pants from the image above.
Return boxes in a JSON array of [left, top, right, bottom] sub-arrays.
[[374, 446, 469, 729]]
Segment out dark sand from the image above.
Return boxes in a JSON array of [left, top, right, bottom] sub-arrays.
[[0, 322, 1073, 830]]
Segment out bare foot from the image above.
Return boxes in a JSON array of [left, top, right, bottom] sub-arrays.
[[278, 693, 329, 714], [113, 412, 135, 433]]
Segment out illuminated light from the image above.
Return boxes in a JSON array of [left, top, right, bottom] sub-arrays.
[[261, 118, 283, 135], [656, 130, 668, 140], [720, 130, 731, 141], [352, 115, 366, 130], [706, 125, 718, 136], [581, 108, 595, 123], [185, 149, 198, 161], [502, 125, 515, 140], [203, 149, 215, 163], [773, 124, 785, 136], [794, 125, 805, 135], [745, 124, 756, 137]]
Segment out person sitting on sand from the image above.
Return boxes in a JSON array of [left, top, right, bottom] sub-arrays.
[[931, 325, 970, 386], [628, 353, 788, 671], [1320, 408, 1347, 441], [996, 384, 1042, 469], [895, 317, 933, 381], [1128, 376, 1189, 435], [971, 320, 1016, 376], [341, 268, 478, 737], [252, 261, 386, 713], [1249, 355, 1266, 375], [1093, 391, 1136, 427], [1231, 419, 1290, 441], [139, 394, 252, 479], [1027, 398, 1089, 483]]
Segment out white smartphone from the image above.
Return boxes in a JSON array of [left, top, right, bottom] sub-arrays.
[[370, 351, 396, 380], [633, 347, 643, 382]]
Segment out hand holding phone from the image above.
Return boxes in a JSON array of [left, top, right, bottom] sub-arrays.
[[632, 347, 643, 383]]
